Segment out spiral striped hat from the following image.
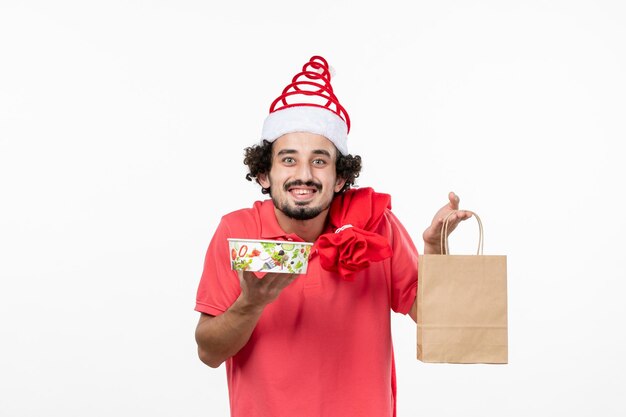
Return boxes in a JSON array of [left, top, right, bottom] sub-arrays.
[[261, 56, 351, 155]]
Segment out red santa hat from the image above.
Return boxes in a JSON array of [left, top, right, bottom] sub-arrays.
[[261, 55, 351, 155]]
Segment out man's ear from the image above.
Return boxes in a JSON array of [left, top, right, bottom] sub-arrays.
[[258, 173, 270, 189], [334, 177, 347, 193]]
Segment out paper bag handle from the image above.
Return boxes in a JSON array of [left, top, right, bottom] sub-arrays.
[[440, 210, 484, 255]]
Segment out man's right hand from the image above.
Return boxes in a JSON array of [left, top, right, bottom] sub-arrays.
[[195, 271, 299, 368], [238, 271, 299, 310]]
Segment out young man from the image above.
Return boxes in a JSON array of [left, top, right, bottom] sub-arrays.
[[194, 56, 470, 417]]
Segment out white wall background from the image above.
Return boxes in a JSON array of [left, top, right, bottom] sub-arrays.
[[1, 0, 624, 416]]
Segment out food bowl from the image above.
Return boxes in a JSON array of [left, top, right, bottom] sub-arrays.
[[227, 238, 314, 274]]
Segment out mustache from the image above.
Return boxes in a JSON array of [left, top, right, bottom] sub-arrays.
[[283, 180, 322, 192]]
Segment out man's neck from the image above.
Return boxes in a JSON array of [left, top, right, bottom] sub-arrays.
[[273, 207, 329, 243]]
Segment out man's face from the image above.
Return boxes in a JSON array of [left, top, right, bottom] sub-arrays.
[[259, 132, 346, 221]]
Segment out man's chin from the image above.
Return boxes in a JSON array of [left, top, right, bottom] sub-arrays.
[[280, 203, 325, 221]]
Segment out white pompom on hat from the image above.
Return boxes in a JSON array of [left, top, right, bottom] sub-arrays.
[[261, 56, 351, 155]]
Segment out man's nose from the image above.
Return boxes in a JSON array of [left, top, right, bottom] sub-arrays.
[[294, 162, 313, 182]]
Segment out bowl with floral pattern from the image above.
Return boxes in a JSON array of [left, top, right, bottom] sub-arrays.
[[228, 239, 314, 274]]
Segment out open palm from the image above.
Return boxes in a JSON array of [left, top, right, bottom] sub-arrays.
[[422, 192, 473, 254]]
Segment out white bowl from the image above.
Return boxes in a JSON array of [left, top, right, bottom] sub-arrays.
[[227, 239, 314, 274]]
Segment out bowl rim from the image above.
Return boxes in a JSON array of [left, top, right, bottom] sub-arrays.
[[227, 238, 313, 246]]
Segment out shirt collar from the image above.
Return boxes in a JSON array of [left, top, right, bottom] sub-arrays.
[[258, 199, 320, 243], [259, 199, 289, 240]]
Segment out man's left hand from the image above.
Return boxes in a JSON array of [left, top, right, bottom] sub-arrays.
[[422, 191, 472, 254]]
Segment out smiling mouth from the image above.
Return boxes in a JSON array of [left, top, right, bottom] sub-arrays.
[[288, 187, 317, 200], [290, 188, 316, 194], [285, 181, 321, 201]]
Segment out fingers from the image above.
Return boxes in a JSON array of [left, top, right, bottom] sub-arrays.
[[268, 273, 298, 292], [449, 210, 472, 223], [423, 192, 473, 249], [240, 270, 298, 291], [443, 210, 473, 234], [448, 191, 460, 210], [239, 271, 299, 306], [446, 192, 472, 221]]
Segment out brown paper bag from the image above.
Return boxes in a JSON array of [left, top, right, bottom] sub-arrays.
[[417, 211, 508, 364]]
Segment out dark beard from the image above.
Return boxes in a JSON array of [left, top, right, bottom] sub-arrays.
[[272, 180, 327, 220], [275, 199, 326, 220]]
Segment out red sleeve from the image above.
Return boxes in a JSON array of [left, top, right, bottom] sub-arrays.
[[384, 210, 419, 314], [195, 218, 242, 316]]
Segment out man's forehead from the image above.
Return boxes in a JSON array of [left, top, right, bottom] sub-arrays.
[[272, 133, 337, 156]]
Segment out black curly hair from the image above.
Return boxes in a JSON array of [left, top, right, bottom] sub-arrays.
[[244, 140, 362, 195]]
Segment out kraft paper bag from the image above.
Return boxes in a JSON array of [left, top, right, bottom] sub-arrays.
[[417, 211, 508, 364]]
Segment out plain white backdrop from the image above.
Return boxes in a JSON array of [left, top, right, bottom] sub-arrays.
[[1, 1, 625, 416]]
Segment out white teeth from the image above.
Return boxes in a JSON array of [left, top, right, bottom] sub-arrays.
[[292, 189, 313, 195]]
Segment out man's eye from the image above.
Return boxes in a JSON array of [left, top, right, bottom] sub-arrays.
[[312, 159, 327, 166], [282, 157, 295, 164]]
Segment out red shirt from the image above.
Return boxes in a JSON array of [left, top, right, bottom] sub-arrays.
[[196, 199, 418, 417]]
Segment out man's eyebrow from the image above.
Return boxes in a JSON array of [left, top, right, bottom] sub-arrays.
[[275, 149, 332, 157], [312, 149, 332, 157], [276, 149, 297, 156]]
